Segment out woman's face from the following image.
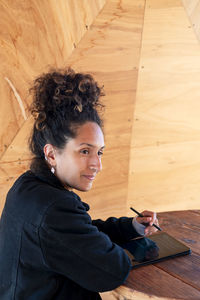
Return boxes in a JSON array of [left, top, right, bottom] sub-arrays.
[[53, 122, 105, 191]]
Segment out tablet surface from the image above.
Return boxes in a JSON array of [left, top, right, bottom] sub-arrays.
[[123, 232, 191, 269]]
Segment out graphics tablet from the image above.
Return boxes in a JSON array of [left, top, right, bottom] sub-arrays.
[[122, 232, 191, 269]]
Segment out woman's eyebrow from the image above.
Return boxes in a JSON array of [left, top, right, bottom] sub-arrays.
[[79, 143, 105, 149]]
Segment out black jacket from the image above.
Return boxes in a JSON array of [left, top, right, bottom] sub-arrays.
[[0, 162, 141, 299]]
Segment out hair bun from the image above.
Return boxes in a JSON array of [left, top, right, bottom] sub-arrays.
[[29, 68, 104, 160], [30, 68, 104, 129]]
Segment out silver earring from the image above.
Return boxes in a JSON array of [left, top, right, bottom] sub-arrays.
[[51, 167, 55, 174], [45, 156, 47, 161]]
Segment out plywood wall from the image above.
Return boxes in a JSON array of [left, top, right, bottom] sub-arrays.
[[127, 0, 200, 214], [182, 0, 200, 42], [68, 0, 146, 219], [0, 0, 146, 218], [1, 0, 200, 220], [0, 0, 105, 158], [0, 0, 105, 213]]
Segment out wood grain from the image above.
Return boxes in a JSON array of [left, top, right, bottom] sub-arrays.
[[0, 0, 146, 219], [155, 211, 200, 292], [127, 0, 200, 214], [114, 210, 200, 299], [124, 265, 200, 299], [0, 0, 106, 214], [182, 0, 200, 42], [158, 210, 200, 254], [0, 0, 105, 158], [1, 0, 200, 226], [68, 0, 145, 219]]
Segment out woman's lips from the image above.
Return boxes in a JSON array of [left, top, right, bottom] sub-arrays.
[[83, 175, 95, 181]]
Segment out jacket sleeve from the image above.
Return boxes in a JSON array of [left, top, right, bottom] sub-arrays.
[[92, 217, 142, 245], [38, 193, 132, 293]]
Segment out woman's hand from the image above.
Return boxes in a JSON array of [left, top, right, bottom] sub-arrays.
[[136, 210, 159, 236]]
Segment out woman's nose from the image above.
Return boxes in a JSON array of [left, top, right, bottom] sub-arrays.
[[89, 155, 102, 172]]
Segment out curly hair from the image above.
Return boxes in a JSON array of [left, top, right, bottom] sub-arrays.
[[29, 68, 104, 161]]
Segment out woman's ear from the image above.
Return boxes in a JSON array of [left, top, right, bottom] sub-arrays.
[[43, 144, 56, 167]]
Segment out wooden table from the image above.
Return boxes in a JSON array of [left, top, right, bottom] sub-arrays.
[[113, 210, 200, 300]]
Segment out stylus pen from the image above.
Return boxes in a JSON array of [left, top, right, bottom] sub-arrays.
[[130, 207, 162, 231]]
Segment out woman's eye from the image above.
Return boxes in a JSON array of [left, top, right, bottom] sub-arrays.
[[98, 151, 104, 156], [81, 149, 89, 155]]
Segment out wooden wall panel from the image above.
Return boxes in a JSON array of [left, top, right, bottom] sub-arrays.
[[0, 0, 105, 159], [182, 0, 200, 42], [127, 0, 200, 214], [0, 116, 33, 213], [0, 0, 145, 219], [0, 0, 106, 214], [3, 0, 199, 223], [68, 0, 145, 219]]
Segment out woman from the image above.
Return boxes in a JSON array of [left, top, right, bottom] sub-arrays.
[[0, 68, 158, 299]]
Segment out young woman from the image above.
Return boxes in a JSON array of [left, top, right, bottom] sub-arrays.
[[0, 68, 159, 299]]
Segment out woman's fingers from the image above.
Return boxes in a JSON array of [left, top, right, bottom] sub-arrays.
[[136, 216, 152, 225], [142, 210, 156, 222], [144, 224, 158, 235], [137, 210, 157, 225], [136, 210, 159, 236]]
